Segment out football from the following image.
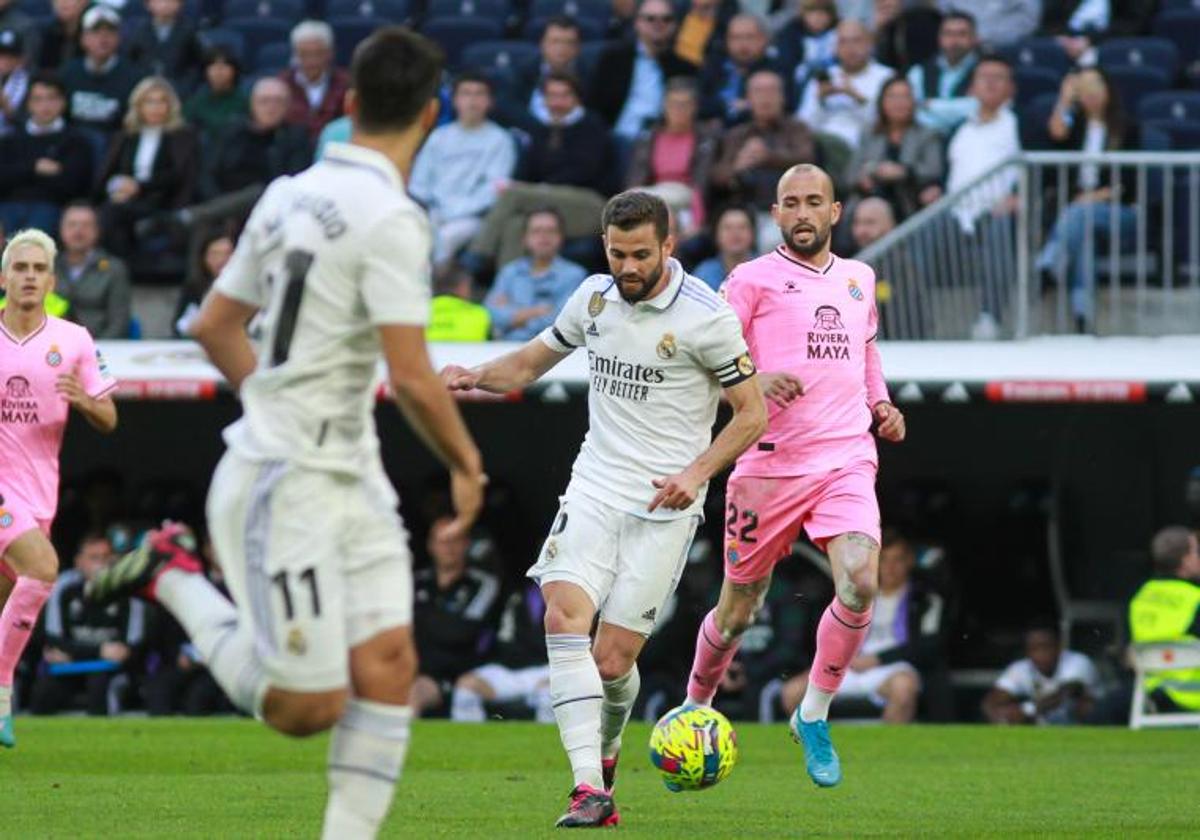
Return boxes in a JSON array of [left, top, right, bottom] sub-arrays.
[[648, 705, 739, 792]]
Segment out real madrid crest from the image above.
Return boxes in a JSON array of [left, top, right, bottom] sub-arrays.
[[587, 291, 606, 318], [545, 538, 558, 559], [46, 345, 62, 367], [287, 628, 308, 655], [656, 332, 677, 360], [736, 354, 756, 377]]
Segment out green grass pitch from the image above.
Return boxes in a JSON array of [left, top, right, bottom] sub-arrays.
[[3, 719, 1197, 838]]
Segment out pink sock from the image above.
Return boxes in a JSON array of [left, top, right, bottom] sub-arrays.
[[686, 610, 742, 705], [809, 601, 873, 694], [0, 577, 53, 686]]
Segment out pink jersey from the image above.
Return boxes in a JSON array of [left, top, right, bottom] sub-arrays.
[[723, 247, 889, 478], [0, 315, 116, 522]]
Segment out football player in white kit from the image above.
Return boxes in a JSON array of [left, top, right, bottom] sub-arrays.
[[441, 191, 768, 827], [86, 28, 487, 839]]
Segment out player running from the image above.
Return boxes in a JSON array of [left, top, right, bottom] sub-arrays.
[[86, 28, 486, 839], [0, 228, 118, 747], [684, 164, 906, 788], [441, 191, 767, 828]]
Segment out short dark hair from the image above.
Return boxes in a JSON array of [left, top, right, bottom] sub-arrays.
[[541, 69, 582, 99], [542, 14, 581, 36], [880, 527, 913, 554], [202, 44, 241, 76], [525, 205, 564, 233], [602, 191, 670, 242], [63, 199, 97, 216], [28, 71, 67, 99], [452, 71, 491, 95], [971, 52, 1012, 82], [1150, 525, 1195, 576], [942, 10, 976, 31], [350, 26, 443, 134]]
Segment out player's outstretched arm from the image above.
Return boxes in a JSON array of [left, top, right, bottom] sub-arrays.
[[440, 338, 568, 394], [381, 324, 487, 534], [191, 291, 261, 393], [649, 376, 768, 512]]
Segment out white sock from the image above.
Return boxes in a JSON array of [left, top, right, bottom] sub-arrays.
[[547, 634, 604, 790], [321, 700, 412, 840], [450, 685, 486, 722], [532, 683, 555, 724], [156, 569, 268, 717], [0, 684, 10, 718], [600, 665, 640, 760], [800, 685, 836, 723]]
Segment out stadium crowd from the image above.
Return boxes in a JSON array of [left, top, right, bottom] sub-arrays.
[[0, 0, 1191, 338]]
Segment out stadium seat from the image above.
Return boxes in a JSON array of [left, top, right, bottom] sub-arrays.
[[577, 39, 613, 81], [1137, 90, 1200, 122], [529, 0, 610, 23], [1152, 10, 1200, 66], [224, 0, 304, 18], [1013, 65, 1062, 108], [1128, 643, 1200, 729], [460, 39, 540, 75], [198, 27, 247, 63], [222, 18, 291, 66], [255, 41, 291, 74], [1097, 38, 1180, 81], [324, 0, 411, 20], [524, 14, 605, 41], [1002, 37, 1071, 77], [1105, 65, 1172, 114], [1140, 117, 1200, 150], [1020, 92, 1059, 150], [426, 0, 509, 19], [421, 17, 504, 69], [328, 16, 389, 66], [1163, 0, 1200, 10]]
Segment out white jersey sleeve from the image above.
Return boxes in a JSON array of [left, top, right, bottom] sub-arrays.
[[692, 305, 755, 388], [540, 276, 595, 353], [361, 208, 432, 327]]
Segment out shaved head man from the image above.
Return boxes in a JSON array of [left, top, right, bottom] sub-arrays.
[[773, 164, 842, 259]]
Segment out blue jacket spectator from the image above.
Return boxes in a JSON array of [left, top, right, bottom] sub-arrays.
[[484, 207, 586, 341]]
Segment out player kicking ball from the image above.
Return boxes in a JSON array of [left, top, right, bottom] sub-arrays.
[[684, 164, 905, 788], [87, 28, 486, 839], [0, 228, 118, 748], [441, 191, 767, 828]]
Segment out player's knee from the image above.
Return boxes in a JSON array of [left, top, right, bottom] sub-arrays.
[[455, 672, 487, 693], [716, 598, 757, 639], [595, 650, 635, 682], [543, 602, 589, 636], [12, 535, 58, 582], [839, 568, 878, 610], [267, 690, 347, 737]]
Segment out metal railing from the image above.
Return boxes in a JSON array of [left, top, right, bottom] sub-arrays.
[[856, 152, 1200, 339]]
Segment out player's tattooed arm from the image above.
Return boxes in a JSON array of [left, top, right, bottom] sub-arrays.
[[441, 338, 567, 394]]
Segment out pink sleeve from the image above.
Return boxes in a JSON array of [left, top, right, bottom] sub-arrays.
[[76, 330, 118, 399], [865, 293, 888, 406]]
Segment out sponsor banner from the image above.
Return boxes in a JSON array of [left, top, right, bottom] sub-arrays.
[[984, 381, 1148, 403]]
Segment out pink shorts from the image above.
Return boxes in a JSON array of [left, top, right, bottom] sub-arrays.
[[723, 462, 881, 584], [0, 492, 50, 581]]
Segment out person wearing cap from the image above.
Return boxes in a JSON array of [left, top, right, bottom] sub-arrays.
[[126, 0, 204, 96], [35, 0, 87, 71], [0, 27, 29, 133], [276, 20, 348, 140], [61, 5, 141, 135], [0, 0, 35, 65], [183, 45, 247, 147], [0, 71, 93, 232]]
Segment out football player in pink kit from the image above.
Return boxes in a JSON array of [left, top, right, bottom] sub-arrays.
[[684, 164, 905, 787], [0, 228, 118, 747]]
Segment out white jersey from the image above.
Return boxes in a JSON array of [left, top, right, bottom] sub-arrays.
[[540, 258, 755, 520], [213, 142, 432, 476]]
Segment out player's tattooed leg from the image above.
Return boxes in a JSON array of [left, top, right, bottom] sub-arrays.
[[716, 575, 772, 640], [827, 532, 880, 612]]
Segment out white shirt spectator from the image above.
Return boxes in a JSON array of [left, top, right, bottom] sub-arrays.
[[797, 59, 893, 148], [946, 106, 1021, 232], [994, 649, 1100, 703]]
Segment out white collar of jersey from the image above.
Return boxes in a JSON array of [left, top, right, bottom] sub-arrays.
[[322, 142, 404, 192], [603, 257, 686, 309]]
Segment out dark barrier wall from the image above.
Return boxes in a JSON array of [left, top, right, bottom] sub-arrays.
[[59, 398, 1200, 661]]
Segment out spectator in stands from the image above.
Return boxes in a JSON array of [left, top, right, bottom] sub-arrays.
[[35, 0, 86, 71], [173, 229, 231, 338], [55, 201, 131, 338], [625, 77, 718, 238], [0, 28, 29, 135], [871, 0, 943, 73], [796, 19, 893, 149], [983, 624, 1100, 725], [936, 0, 1038, 49], [0, 72, 93, 233], [30, 533, 145, 716], [1128, 526, 1200, 715], [500, 16, 581, 128], [692, 203, 756, 290], [783, 530, 945, 723], [125, 0, 203, 96], [277, 20, 348, 141], [674, 0, 724, 68], [773, 0, 838, 92], [411, 517, 502, 716], [589, 0, 696, 141], [908, 10, 980, 136], [699, 13, 780, 124], [451, 583, 553, 723], [849, 195, 895, 251], [427, 269, 491, 342], [484, 207, 586, 341], [95, 75, 197, 260], [63, 6, 141, 137], [710, 69, 820, 244], [1043, 0, 1110, 66], [411, 73, 517, 273], [466, 72, 610, 269], [0, 0, 33, 64], [183, 46, 247, 148], [202, 76, 309, 199], [847, 76, 944, 221], [1037, 66, 1135, 332]]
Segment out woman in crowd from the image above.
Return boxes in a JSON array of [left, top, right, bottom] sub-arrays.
[[692, 204, 757, 291], [183, 46, 249, 148], [173, 228, 233, 338]]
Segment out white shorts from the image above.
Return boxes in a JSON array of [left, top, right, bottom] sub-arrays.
[[527, 491, 698, 636], [473, 663, 550, 704], [839, 661, 921, 708], [207, 451, 413, 693]]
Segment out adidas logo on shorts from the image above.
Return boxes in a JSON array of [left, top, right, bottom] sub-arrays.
[[641, 607, 657, 622]]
